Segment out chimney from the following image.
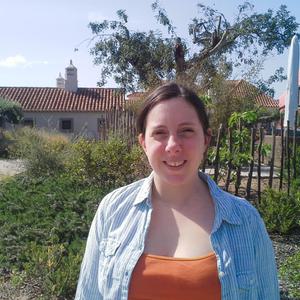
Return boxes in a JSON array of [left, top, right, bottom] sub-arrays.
[[64, 60, 78, 92], [56, 72, 65, 88]]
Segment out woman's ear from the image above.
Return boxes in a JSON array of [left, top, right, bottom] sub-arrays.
[[138, 133, 147, 152], [204, 128, 212, 148]]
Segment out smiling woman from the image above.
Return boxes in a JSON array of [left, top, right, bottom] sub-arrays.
[[75, 82, 280, 300]]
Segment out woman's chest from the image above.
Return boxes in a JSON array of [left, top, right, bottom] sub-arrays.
[[143, 204, 214, 257]]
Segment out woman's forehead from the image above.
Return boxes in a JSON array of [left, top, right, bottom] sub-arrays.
[[147, 98, 198, 118], [145, 100, 202, 129]]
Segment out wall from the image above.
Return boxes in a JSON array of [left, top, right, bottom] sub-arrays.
[[23, 111, 104, 139]]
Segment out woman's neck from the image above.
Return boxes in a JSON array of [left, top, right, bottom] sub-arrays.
[[152, 174, 208, 208]]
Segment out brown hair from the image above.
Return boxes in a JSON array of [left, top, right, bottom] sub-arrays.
[[136, 82, 210, 136]]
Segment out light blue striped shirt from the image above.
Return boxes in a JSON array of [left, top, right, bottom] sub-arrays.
[[75, 172, 279, 300]]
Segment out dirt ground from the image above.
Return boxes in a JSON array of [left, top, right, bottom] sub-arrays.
[[0, 159, 25, 180]]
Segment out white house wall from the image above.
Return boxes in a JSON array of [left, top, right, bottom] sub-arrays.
[[23, 111, 104, 139]]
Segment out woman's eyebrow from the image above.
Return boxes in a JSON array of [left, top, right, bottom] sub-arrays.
[[150, 122, 197, 129], [178, 122, 197, 126]]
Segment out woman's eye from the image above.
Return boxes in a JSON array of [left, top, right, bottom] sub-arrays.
[[181, 128, 194, 133], [152, 131, 167, 137]]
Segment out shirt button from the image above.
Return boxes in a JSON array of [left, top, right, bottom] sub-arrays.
[[219, 271, 225, 278]]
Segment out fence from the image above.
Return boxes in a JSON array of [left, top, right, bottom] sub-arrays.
[[100, 109, 299, 201], [205, 111, 299, 202], [98, 109, 137, 146]]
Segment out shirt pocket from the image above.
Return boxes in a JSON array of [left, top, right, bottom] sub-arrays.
[[237, 271, 257, 297], [99, 238, 121, 280]]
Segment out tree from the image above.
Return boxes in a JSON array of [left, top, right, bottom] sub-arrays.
[[87, 1, 298, 94], [0, 98, 23, 157], [0, 98, 23, 127]]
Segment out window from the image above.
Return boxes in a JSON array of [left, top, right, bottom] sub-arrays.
[[60, 118, 73, 132], [97, 117, 105, 130], [23, 118, 34, 127]]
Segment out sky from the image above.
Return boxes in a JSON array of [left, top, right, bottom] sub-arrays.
[[0, 0, 299, 99]]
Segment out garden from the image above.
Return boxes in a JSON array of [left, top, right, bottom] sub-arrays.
[[0, 121, 299, 299]]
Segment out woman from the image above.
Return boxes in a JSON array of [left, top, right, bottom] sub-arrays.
[[75, 83, 279, 300]]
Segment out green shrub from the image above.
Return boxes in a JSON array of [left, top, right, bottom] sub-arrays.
[[4, 127, 71, 176], [280, 250, 300, 299], [24, 240, 84, 299], [66, 135, 150, 188], [0, 174, 104, 269], [0, 98, 23, 125], [0, 132, 151, 298], [0, 174, 106, 298], [258, 189, 300, 235]]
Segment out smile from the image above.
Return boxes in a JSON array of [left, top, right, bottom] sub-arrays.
[[164, 161, 186, 167]]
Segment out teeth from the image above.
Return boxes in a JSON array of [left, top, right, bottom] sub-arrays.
[[167, 161, 184, 167]]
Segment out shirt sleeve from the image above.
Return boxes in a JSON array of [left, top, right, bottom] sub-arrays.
[[75, 200, 105, 300], [253, 212, 280, 300]]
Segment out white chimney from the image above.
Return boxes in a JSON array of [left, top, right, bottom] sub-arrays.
[[65, 60, 78, 92], [56, 72, 65, 88]]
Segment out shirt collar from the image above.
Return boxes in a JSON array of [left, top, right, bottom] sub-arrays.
[[133, 172, 154, 206], [199, 172, 243, 231], [133, 171, 243, 230]]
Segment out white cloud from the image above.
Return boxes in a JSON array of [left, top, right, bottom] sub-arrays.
[[0, 55, 49, 68], [0, 54, 27, 67]]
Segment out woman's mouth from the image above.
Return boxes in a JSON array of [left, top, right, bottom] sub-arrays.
[[164, 160, 186, 167]]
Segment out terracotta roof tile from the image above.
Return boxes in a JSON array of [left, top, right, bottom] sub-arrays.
[[227, 80, 278, 108], [125, 81, 278, 109], [0, 87, 125, 112]]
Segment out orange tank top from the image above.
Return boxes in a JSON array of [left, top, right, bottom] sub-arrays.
[[128, 252, 221, 300]]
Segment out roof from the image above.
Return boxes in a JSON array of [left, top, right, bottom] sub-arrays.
[[125, 80, 279, 109], [0, 87, 125, 112], [227, 80, 279, 108], [125, 92, 146, 107]]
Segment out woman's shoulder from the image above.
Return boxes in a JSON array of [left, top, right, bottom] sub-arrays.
[[99, 175, 151, 211], [205, 174, 261, 223]]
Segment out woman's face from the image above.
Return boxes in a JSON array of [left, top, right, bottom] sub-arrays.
[[139, 97, 211, 187]]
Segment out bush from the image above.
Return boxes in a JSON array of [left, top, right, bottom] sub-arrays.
[[0, 98, 23, 125], [0, 174, 106, 298], [280, 251, 300, 299], [258, 189, 300, 235], [4, 127, 71, 176], [66, 135, 150, 188], [0, 130, 151, 298], [24, 240, 84, 299]]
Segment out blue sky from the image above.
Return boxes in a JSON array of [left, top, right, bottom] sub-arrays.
[[0, 0, 299, 98]]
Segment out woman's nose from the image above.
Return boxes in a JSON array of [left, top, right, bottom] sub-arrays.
[[165, 135, 182, 153]]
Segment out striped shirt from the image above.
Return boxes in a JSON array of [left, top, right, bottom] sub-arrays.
[[75, 172, 279, 300]]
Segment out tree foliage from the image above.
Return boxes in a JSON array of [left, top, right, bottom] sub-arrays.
[[87, 1, 298, 93], [0, 97, 23, 126]]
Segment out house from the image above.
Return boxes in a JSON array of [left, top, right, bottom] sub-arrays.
[[226, 80, 279, 109], [0, 60, 125, 139], [126, 80, 279, 110]]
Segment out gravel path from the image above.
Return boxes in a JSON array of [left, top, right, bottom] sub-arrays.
[[0, 159, 25, 179]]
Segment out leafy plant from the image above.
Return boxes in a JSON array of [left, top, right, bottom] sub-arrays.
[[280, 251, 300, 299], [0, 132, 150, 298], [24, 240, 84, 298], [0, 98, 23, 125], [258, 189, 300, 234], [0, 174, 104, 268], [66, 135, 150, 188]]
